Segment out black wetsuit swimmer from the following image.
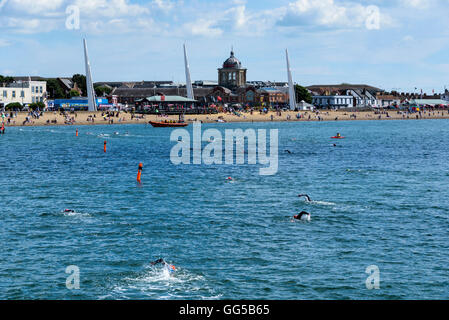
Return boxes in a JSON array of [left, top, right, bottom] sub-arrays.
[[294, 211, 310, 220], [150, 258, 176, 272], [298, 194, 311, 202], [150, 258, 166, 266], [63, 209, 75, 213]]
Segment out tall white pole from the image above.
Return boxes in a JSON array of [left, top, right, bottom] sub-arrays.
[[83, 39, 97, 112], [184, 43, 194, 100], [286, 49, 297, 111]]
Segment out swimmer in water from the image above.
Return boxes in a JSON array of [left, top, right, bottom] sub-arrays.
[[293, 211, 311, 221], [63, 209, 75, 213], [298, 194, 312, 202], [150, 258, 176, 272], [285, 149, 292, 154]]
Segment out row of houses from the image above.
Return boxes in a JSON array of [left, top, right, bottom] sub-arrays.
[[2, 76, 449, 110]]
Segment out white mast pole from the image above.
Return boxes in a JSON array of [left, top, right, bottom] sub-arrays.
[[184, 43, 194, 100], [83, 39, 97, 112], [286, 49, 297, 111]]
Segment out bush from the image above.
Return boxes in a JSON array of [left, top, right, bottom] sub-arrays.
[[5, 102, 23, 111], [69, 89, 80, 97], [29, 102, 45, 110]]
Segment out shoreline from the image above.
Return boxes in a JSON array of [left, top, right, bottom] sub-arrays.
[[2, 110, 449, 128]]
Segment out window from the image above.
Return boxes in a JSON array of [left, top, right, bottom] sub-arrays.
[[40, 86, 43, 93], [20, 91, 24, 98], [32, 97, 35, 103], [3, 91, 6, 97], [12, 91, 16, 98], [32, 86, 34, 93]]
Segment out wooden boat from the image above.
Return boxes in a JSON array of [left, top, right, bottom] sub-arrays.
[[150, 113, 189, 127], [149, 121, 189, 127]]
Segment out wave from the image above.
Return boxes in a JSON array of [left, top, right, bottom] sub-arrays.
[[62, 210, 91, 218], [309, 200, 336, 206], [104, 264, 220, 300]]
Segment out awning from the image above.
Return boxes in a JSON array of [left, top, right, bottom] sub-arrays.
[[139, 95, 197, 103]]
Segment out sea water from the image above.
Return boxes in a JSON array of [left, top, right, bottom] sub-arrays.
[[0, 119, 448, 299]]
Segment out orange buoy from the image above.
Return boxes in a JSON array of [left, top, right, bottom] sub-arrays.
[[137, 163, 143, 183], [104, 140, 107, 153], [76, 129, 78, 137]]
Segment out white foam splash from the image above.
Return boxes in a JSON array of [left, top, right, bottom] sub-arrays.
[[62, 210, 91, 218], [106, 264, 218, 300], [310, 200, 336, 206]]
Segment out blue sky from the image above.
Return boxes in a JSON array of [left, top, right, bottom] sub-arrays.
[[0, 0, 448, 93]]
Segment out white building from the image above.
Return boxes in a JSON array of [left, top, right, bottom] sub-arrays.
[[441, 89, 449, 102], [312, 95, 354, 109], [376, 94, 401, 108], [346, 89, 377, 107], [0, 80, 47, 107]]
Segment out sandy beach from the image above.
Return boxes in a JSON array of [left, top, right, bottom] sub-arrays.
[[2, 109, 449, 127]]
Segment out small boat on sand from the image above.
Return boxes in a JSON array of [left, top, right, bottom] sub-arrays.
[[149, 121, 189, 127], [149, 114, 189, 127]]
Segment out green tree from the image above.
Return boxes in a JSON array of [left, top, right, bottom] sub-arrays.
[[46, 79, 65, 99], [5, 102, 23, 110], [294, 85, 313, 104], [29, 102, 45, 110], [72, 74, 86, 94], [0, 75, 14, 85], [94, 85, 112, 97], [69, 89, 80, 97]]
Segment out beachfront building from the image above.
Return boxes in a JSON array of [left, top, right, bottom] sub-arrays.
[[111, 86, 213, 106], [0, 79, 47, 107], [218, 50, 247, 89], [376, 94, 401, 108], [312, 95, 354, 109], [49, 97, 112, 111], [409, 99, 449, 107], [308, 84, 383, 108], [258, 87, 289, 107]]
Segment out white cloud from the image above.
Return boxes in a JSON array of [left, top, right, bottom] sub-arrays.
[[152, 0, 174, 12], [278, 0, 393, 30], [400, 0, 429, 8], [184, 18, 223, 37], [3, 17, 59, 33], [8, 0, 65, 15], [73, 0, 149, 18]]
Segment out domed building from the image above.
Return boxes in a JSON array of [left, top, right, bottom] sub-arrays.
[[218, 50, 247, 89]]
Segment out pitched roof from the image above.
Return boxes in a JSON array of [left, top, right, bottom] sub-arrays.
[[307, 84, 383, 94], [141, 96, 197, 102], [112, 87, 213, 98]]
